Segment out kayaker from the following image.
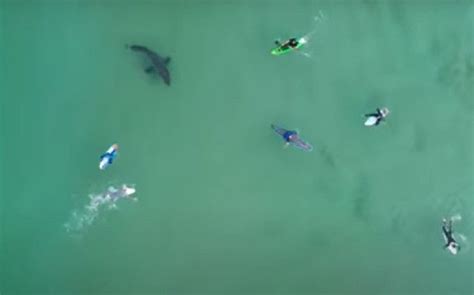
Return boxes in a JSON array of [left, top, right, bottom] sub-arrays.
[[275, 38, 299, 50]]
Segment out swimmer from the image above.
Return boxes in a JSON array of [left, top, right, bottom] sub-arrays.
[[99, 144, 118, 170], [364, 107, 390, 127], [442, 218, 460, 255]]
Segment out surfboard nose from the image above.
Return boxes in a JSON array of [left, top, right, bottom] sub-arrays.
[[123, 186, 136, 196]]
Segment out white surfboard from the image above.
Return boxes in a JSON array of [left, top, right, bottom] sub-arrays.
[[364, 116, 378, 127], [122, 185, 136, 197], [447, 243, 458, 255], [99, 158, 110, 170]]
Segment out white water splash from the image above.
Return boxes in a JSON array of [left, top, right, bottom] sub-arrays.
[[64, 184, 137, 235], [308, 10, 326, 37], [298, 10, 327, 59], [450, 213, 462, 222], [455, 233, 470, 255]]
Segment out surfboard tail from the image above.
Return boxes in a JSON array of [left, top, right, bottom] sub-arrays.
[[291, 138, 313, 152]]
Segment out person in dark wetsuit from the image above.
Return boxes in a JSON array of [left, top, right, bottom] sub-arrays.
[[275, 38, 300, 50], [364, 107, 390, 126], [442, 218, 460, 255], [282, 129, 299, 147], [287, 38, 299, 48]]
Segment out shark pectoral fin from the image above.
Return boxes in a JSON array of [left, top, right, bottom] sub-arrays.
[[164, 57, 171, 65], [145, 66, 155, 74]]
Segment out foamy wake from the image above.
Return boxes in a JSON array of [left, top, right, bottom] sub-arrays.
[[64, 184, 137, 235], [298, 10, 326, 59], [446, 214, 470, 254], [450, 213, 462, 222]]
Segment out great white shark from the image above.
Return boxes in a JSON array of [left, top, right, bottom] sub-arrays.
[[129, 44, 171, 86]]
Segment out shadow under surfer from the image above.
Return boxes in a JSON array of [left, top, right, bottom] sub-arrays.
[[442, 218, 460, 255], [128, 44, 171, 86]]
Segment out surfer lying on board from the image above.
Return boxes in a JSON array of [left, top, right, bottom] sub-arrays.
[[282, 129, 299, 147], [364, 107, 389, 127], [99, 144, 119, 170], [271, 124, 313, 152], [442, 217, 460, 255]]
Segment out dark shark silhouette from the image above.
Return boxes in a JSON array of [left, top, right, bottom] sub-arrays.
[[129, 45, 171, 86]]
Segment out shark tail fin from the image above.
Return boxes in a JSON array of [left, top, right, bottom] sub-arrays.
[[164, 57, 171, 65]]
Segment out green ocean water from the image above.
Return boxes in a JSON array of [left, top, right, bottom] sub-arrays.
[[1, 1, 474, 294]]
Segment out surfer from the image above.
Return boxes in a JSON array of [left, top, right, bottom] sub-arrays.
[[99, 144, 118, 170], [282, 129, 299, 146], [364, 107, 389, 127], [87, 185, 136, 211], [105, 185, 136, 202], [442, 218, 460, 255], [271, 124, 313, 152]]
